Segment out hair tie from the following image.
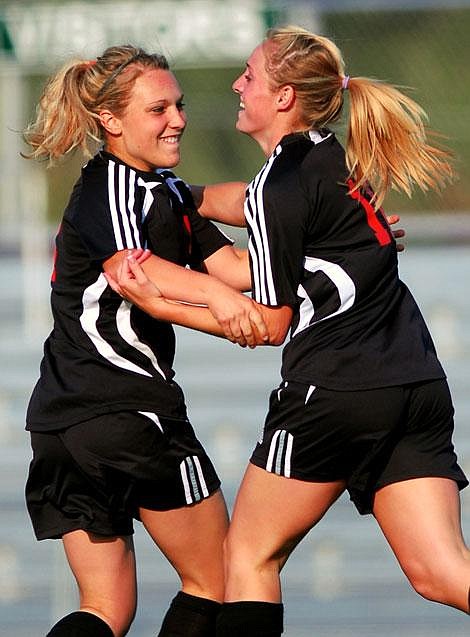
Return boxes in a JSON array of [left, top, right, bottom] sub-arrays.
[[84, 60, 96, 68], [341, 75, 350, 90]]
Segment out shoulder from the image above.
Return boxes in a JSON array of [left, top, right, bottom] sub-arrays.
[[157, 168, 195, 208]]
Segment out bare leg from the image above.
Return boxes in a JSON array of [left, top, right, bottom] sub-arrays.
[[223, 464, 346, 602], [140, 489, 229, 602], [62, 530, 137, 636], [373, 477, 470, 612]]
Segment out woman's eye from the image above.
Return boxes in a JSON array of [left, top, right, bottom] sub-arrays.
[[177, 102, 186, 111]]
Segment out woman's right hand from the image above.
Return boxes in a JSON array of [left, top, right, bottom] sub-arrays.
[[206, 284, 269, 348]]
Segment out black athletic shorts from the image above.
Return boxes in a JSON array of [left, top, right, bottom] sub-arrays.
[[25, 411, 221, 540], [250, 378, 468, 514]]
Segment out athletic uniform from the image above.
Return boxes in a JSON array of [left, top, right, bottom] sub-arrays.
[[247, 130, 467, 513], [26, 150, 231, 539]]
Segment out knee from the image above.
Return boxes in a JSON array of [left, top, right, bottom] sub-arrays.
[[403, 553, 470, 610], [222, 530, 285, 579]]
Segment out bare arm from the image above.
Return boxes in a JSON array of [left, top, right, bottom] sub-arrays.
[[192, 182, 247, 227], [106, 256, 292, 347], [203, 245, 252, 291], [103, 250, 268, 347]]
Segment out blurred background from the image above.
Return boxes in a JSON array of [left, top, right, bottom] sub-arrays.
[[1, 1, 470, 635]]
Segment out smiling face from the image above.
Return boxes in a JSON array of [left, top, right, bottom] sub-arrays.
[[232, 42, 305, 156], [102, 68, 186, 172], [232, 43, 278, 148]]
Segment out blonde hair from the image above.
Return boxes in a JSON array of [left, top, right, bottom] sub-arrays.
[[265, 26, 453, 209], [23, 45, 169, 163]]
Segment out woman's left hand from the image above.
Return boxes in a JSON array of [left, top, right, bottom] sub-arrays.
[[105, 255, 163, 310]]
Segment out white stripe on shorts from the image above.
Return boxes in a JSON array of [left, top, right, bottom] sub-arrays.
[[138, 411, 164, 432], [305, 385, 316, 404], [266, 429, 294, 478], [180, 456, 209, 504]]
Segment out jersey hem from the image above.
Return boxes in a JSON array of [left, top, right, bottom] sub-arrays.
[[26, 401, 189, 432], [280, 371, 447, 391]]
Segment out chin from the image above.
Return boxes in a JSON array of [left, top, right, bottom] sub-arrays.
[[161, 154, 180, 169]]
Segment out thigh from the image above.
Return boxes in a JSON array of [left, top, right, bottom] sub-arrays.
[[139, 489, 229, 601], [63, 529, 137, 634], [228, 463, 345, 567], [373, 476, 470, 611]]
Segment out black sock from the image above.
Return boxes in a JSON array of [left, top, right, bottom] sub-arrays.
[[157, 591, 222, 637], [216, 601, 284, 636], [46, 611, 114, 636]]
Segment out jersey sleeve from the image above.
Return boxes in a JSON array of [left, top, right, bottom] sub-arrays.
[[186, 207, 234, 266], [245, 166, 310, 307], [70, 160, 145, 261], [162, 170, 234, 266]]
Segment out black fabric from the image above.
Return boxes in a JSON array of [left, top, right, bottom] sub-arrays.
[[245, 130, 445, 391], [26, 154, 232, 432], [216, 601, 284, 637], [250, 379, 467, 515], [157, 591, 221, 637], [46, 611, 113, 636], [26, 413, 221, 540]]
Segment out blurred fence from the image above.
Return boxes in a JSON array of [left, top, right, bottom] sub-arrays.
[[1, 0, 470, 245]]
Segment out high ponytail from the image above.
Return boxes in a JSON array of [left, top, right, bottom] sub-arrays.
[[265, 26, 453, 209]]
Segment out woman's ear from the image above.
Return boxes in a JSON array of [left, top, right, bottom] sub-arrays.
[[276, 85, 295, 111], [98, 110, 122, 135]]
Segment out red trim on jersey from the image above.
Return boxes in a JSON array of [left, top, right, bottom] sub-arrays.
[[182, 213, 192, 255], [347, 179, 391, 246], [51, 223, 62, 282]]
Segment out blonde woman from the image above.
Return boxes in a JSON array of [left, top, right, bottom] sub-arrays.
[[23, 45, 267, 637], [109, 27, 469, 636]]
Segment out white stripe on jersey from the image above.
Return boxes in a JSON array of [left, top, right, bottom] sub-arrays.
[[116, 300, 166, 378], [80, 274, 156, 378], [138, 411, 164, 432], [108, 161, 124, 250], [117, 164, 136, 247], [292, 256, 356, 337], [137, 177, 163, 223], [108, 160, 157, 251], [245, 145, 282, 305]]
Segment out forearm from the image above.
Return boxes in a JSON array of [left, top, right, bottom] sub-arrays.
[[136, 293, 292, 347], [140, 254, 231, 304], [192, 182, 247, 226], [140, 297, 228, 338]]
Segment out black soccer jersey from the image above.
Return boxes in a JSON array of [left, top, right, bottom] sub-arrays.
[[245, 130, 445, 390], [27, 150, 232, 431]]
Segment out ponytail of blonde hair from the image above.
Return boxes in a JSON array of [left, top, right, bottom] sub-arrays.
[[265, 26, 453, 209], [23, 45, 169, 163]]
